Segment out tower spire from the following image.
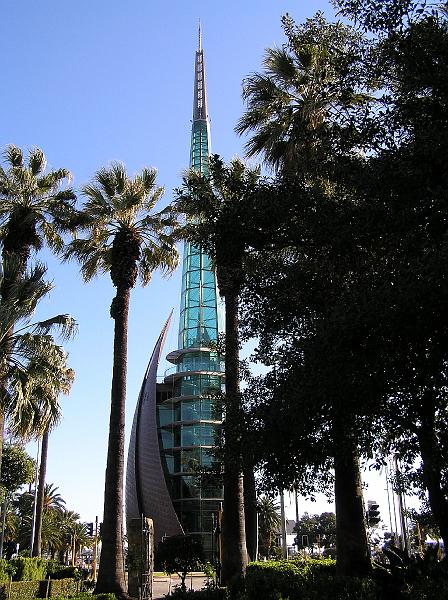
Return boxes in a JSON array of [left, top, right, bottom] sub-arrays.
[[193, 22, 208, 123]]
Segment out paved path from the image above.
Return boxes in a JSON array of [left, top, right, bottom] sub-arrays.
[[152, 574, 208, 599]]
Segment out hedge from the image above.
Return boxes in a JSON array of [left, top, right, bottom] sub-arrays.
[[0, 577, 78, 599], [245, 558, 448, 600]]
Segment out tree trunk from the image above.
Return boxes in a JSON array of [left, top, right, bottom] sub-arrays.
[[0, 410, 5, 483], [221, 290, 248, 587], [416, 391, 448, 552], [32, 427, 49, 557], [244, 466, 258, 562], [95, 286, 130, 599], [333, 413, 371, 577]]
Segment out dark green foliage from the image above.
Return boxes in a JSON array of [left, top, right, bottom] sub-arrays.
[[375, 545, 448, 596], [0, 444, 34, 493], [167, 587, 227, 599], [294, 512, 336, 552], [158, 535, 205, 592], [49, 566, 81, 580]]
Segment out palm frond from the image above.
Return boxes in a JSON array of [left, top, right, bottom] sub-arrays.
[[31, 314, 78, 340], [4, 145, 23, 168], [28, 147, 47, 176]]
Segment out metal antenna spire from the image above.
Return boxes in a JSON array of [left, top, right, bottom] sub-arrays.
[[198, 19, 202, 51]]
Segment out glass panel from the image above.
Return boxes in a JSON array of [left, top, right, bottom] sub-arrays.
[[181, 448, 200, 472], [158, 405, 173, 426], [182, 476, 200, 498], [181, 399, 201, 421]]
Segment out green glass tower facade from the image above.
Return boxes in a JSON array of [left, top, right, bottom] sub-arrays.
[[158, 28, 224, 555]]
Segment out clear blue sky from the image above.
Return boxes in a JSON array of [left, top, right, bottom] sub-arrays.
[[1, 0, 400, 529]]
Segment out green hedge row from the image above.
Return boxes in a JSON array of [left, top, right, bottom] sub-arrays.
[[0, 558, 68, 583], [245, 558, 448, 600], [0, 577, 78, 600], [246, 558, 379, 600]]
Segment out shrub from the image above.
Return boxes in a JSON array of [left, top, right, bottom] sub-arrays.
[[48, 576, 80, 597], [9, 557, 47, 581], [245, 559, 380, 600], [50, 565, 81, 580], [0, 558, 15, 583], [167, 588, 227, 599], [0, 580, 40, 600]]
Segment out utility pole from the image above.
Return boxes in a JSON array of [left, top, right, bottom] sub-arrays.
[[280, 491, 287, 559], [92, 516, 98, 580], [394, 456, 409, 552], [294, 488, 299, 528]]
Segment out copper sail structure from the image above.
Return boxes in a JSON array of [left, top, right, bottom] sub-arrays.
[[126, 26, 224, 554], [125, 312, 183, 541]]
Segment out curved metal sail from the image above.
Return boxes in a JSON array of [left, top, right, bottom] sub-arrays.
[[125, 313, 183, 541]]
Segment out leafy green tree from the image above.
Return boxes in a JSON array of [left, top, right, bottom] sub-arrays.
[[257, 496, 281, 558], [157, 535, 204, 592], [294, 512, 336, 553], [0, 444, 35, 494], [176, 155, 263, 586], [66, 162, 178, 598], [326, 0, 448, 549], [0, 443, 35, 557], [236, 14, 375, 577]]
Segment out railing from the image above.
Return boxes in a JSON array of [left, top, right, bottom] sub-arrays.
[[165, 358, 225, 378]]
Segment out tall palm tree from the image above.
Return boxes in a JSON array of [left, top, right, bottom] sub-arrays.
[[65, 162, 178, 598], [53, 509, 80, 563], [236, 15, 372, 577], [0, 260, 76, 556], [0, 261, 76, 437], [176, 155, 262, 587], [0, 145, 79, 476], [0, 145, 77, 271]]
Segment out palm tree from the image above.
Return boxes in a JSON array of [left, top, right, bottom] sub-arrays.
[[0, 261, 76, 437], [42, 483, 66, 513], [31, 366, 73, 558], [0, 260, 76, 556], [0, 145, 77, 272], [53, 509, 80, 563], [235, 13, 369, 177], [257, 496, 281, 558], [176, 155, 262, 587], [0, 145, 79, 476], [65, 162, 178, 598]]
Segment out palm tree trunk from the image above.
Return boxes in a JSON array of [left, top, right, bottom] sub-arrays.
[[333, 412, 371, 577], [95, 286, 130, 599], [32, 427, 49, 557], [0, 409, 5, 482], [221, 290, 248, 587]]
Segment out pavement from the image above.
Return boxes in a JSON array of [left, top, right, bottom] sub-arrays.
[[152, 573, 209, 599]]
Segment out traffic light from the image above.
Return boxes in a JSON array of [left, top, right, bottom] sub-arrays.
[[86, 522, 94, 536], [366, 500, 381, 527]]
